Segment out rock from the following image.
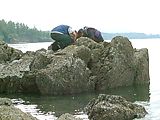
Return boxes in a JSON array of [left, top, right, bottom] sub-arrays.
[[0, 51, 36, 93], [85, 94, 147, 120], [76, 36, 149, 90], [0, 97, 37, 120], [57, 113, 82, 120], [0, 98, 12, 106], [0, 36, 150, 95], [104, 36, 135, 88], [75, 37, 104, 50], [35, 50, 93, 95], [58, 45, 91, 65], [30, 51, 52, 71], [0, 39, 23, 64], [134, 48, 150, 84]]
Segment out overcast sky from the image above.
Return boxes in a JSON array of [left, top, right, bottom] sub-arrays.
[[0, 0, 159, 34]]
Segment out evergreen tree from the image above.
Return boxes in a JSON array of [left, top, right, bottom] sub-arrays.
[[0, 19, 51, 43]]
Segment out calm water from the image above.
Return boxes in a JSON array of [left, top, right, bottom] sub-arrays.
[[2, 39, 160, 120]]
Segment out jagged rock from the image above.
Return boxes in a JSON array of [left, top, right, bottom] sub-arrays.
[[35, 51, 93, 95], [57, 113, 82, 120], [0, 36, 150, 95], [104, 36, 135, 88], [0, 51, 36, 93], [57, 45, 91, 65], [0, 39, 23, 64], [76, 36, 149, 90], [134, 48, 150, 84], [30, 51, 52, 71], [85, 94, 147, 120], [0, 97, 37, 120]]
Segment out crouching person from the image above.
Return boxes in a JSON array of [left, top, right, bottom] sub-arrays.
[[48, 25, 77, 51]]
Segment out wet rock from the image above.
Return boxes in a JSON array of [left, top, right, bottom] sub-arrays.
[[0, 97, 37, 120], [85, 94, 147, 120], [57, 113, 82, 120], [134, 48, 150, 84], [0, 98, 12, 106]]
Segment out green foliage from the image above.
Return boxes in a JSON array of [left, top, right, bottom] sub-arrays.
[[0, 19, 52, 43]]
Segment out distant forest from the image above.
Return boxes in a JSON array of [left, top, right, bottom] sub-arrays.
[[0, 19, 160, 43], [0, 19, 52, 43]]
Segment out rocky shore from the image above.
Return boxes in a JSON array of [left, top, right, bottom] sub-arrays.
[[0, 36, 150, 119], [0, 36, 149, 95]]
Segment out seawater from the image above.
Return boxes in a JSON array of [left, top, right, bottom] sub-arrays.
[[2, 39, 160, 120]]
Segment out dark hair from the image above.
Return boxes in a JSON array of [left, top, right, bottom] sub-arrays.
[[78, 29, 83, 34], [76, 29, 84, 39]]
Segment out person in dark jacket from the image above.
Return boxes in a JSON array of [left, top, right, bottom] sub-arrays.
[[77, 26, 104, 43], [49, 25, 77, 51]]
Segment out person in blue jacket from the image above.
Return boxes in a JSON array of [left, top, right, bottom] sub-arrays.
[[49, 25, 77, 51], [77, 26, 104, 43]]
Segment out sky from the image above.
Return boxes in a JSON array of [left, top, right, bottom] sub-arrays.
[[0, 0, 160, 34]]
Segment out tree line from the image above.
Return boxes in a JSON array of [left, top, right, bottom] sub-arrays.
[[0, 19, 52, 43], [1, 19, 159, 43]]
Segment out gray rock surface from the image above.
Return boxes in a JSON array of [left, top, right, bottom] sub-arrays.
[[57, 113, 82, 120], [0, 36, 150, 94], [0, 39, 23, 64], [134, 48, 149, 84], [35, 51, 92, 95], [0, 97, 37, 120], [75, 36, 150, 90], [85, 94, 147, 120]]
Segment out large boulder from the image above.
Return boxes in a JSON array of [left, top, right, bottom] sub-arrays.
[[0, 44, 94, 95], [0, 51, 38, 93], [85, 94, 147, 120], [103, 36, 135, 88], [75, 36, 150, 90], [0, 97, 37, 120], [35, 46, 93, 95], [0, 36, 150, 95]]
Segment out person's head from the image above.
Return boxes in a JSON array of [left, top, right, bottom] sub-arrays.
[[76, 29, 84, 39], [69, 30, 78, 41]]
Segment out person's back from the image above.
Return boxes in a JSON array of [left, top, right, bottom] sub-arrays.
[[77, 26, 104, 43], [51, 25, 70, 35]]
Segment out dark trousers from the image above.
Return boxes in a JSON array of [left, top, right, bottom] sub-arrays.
[[50, 33, 73, 51]]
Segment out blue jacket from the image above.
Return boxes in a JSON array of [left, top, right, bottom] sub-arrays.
[[51, 25, 70, 35]]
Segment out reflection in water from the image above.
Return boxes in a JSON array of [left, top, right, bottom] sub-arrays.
[[102, 84, 150, 102], [0, 84, 150, 119]]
